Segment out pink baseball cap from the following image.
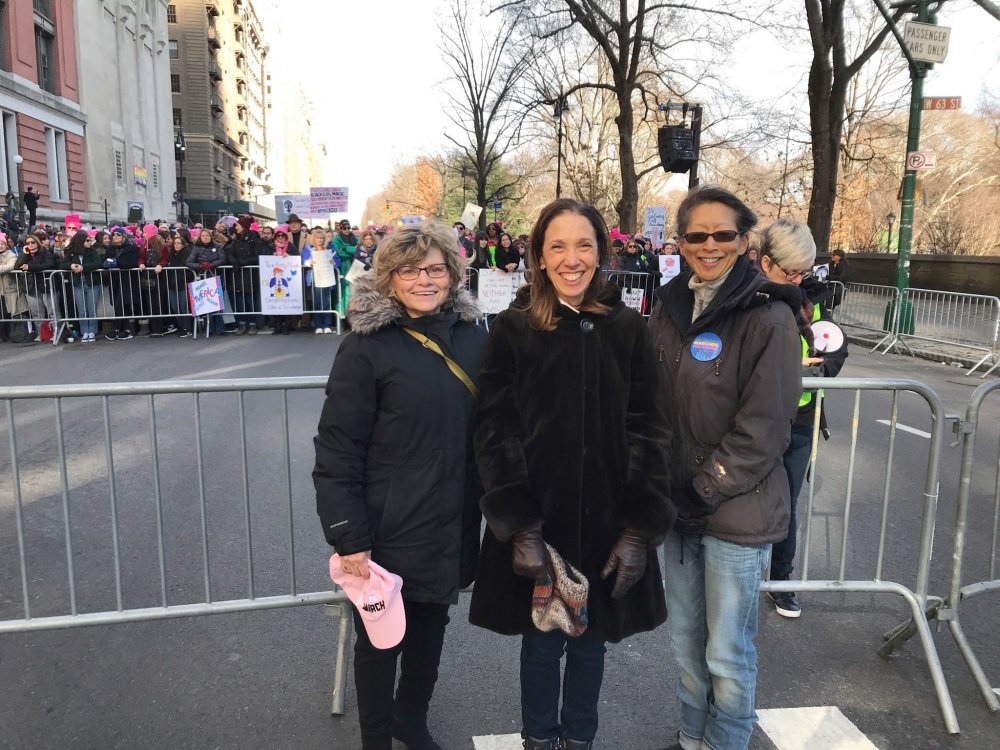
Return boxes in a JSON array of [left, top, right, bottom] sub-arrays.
[[329, 555, 406, 649]]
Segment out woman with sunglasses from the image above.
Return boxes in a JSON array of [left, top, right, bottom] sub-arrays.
[[649, 186, 808, 750], [60, 231, 102, 342], [757, 219, 848, 619], [314, 220, 487, 750]]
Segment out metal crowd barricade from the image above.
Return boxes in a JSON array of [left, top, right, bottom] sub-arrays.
[[0, 376, 960, 728], [0, 270, 59, 343], [761, 377, 959, 734], [896, 288, 1000, 376], [213, 265, 343, 337], [882, 379, 1000, 716], [49, 268, 200, 342], [829, 282, 900, 353], [602, 270, 657, 317], [0, 377, 336, 631]]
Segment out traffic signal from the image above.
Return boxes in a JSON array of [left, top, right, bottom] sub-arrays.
[[384, 203, 390, 213], [658, 126, 697, 174]]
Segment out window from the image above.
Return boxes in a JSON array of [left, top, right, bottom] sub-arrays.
[[0, 112, 15, 194], [172, 108, 182, 128], [113, 140, 126, 187], [151, 161, 159, 190], [168, 40, 178, 59], [45, 127, 68, 202], [166, 4, 176, 23], [35, 27, 55, 94], [170, 74, 180, 93]]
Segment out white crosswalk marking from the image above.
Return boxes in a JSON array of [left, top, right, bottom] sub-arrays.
[[876, 419, 931, 438], [472, 735, 522, 750], [757, 706, 879, 749]]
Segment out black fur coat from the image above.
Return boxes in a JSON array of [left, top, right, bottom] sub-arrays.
[[469, 286, 676, 643]]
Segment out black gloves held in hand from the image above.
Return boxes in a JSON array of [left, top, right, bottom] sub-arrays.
[[600, 529, 648, 600], [511, 524, 548, 582]]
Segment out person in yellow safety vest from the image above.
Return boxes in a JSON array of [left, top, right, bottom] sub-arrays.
[[757, 219, 849, 619]]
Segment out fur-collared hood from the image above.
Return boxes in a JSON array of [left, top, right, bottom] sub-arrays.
[[346, 273, 482, 335]]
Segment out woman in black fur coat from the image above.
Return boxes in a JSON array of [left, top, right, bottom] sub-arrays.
[[470, 199, 676, 750]]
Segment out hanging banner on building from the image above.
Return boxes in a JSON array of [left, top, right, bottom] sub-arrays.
[[187, 276, 224, 317], [310, 187, 350, 214], [260, 255, 303, 314], [275, 194, 313, 223], [659, 254, 682, 282], [134, 166, 148, 187], [644, 207, 667, 249], [477, 269, 526, 314]]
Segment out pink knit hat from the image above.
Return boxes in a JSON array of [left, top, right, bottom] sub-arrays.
[[329, 555, 406, 649], [142, 223, 158, 239]]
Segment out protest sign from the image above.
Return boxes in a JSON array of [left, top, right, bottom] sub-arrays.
[[622, 287, 645, 314], [659, 254, 682, 282], [275, 194, 312, 223], [187, 276, 224, 316], [260, 255, 303, 314], [644, 207, 667, 249], [311, 249, 338, 288], [459, 203, 484, 228], [344, 259, 370, 285], [477, 269, 525, 314], [310, 187, 349, 214], [401, 216, 423, 225]]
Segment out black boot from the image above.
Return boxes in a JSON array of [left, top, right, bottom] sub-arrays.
[[562, 741, 593, 750], [391, 714, 442, 750], [281, 321, 291, 335], [523, 738, 560, 750]]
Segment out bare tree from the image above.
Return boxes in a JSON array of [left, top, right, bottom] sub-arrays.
[[497, 0, 762, 232], [970, 0, 1000, 22], [804, 0, 904, 254], [439, 0, 534, 229]]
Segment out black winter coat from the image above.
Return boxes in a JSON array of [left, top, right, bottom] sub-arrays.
[[469, 286, 675, 644], [225, 231, 268, 292], [648, 257, 803, 546], [15, 249, 56, 295], [796, 277, 849, 429], [313, 274, 488, 604]]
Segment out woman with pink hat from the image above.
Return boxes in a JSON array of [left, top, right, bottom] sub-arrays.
[[314, 220, 487, 750]]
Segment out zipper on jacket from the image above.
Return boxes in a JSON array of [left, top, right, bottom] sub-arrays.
[[658, 345, 664, 362], [715, 358, 722, 375], [675, 346, 682, 363]]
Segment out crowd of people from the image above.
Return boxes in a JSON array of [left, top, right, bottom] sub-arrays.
[[315, 188, 849, 750], [0, 214, 381, 344]]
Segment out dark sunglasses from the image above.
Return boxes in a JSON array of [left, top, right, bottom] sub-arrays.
[[681, 230, 741, 245]]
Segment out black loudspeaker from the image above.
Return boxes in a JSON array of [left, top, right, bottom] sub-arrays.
[[127, 205, 143, 224], [658, 126, 697, 174]]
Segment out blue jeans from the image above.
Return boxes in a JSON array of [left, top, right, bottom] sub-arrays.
[[771, 424, 814, 579], [167, 289, 192, 333], [311, 285, 333, 329], [72, 282, 100, 336], [520, 627, 607, 743], [663, 531, 769, 750]]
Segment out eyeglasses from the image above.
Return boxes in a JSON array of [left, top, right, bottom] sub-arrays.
[[681, 230, 741, 244], [767, 256, 809, 281], [394, 264, 449, 280]]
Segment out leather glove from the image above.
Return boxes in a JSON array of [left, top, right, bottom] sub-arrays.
[[600, 529, 647, 600], [511, 524, 548, 582], [199, 262, 212, 270]]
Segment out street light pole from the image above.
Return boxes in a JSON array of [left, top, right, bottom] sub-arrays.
[[886, 212, 896, 252], [555, 97, 569, 199], [461, 166, 468, 206], [174, 130, 187, 224]]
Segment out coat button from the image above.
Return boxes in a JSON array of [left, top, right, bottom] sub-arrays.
[[580, 319, 594, 333], [695, 454, 704, 464]]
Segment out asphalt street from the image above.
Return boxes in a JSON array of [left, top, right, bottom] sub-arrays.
[[0, 329, 998, 749]]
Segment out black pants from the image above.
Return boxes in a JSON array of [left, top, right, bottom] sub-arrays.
[[352, 600, 450, 750], [771, 423, 814, 579]]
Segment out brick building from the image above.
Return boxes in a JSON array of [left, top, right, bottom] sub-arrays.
[[0, 0, 88, 224]]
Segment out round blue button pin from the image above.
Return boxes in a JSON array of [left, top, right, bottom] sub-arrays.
[[691, 333, 723, 362]]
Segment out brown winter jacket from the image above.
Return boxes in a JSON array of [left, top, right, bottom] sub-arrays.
[[648, 256, 803, 545]]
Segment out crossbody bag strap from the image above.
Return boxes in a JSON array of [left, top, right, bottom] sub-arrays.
[[402, 327, 478, 399]]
